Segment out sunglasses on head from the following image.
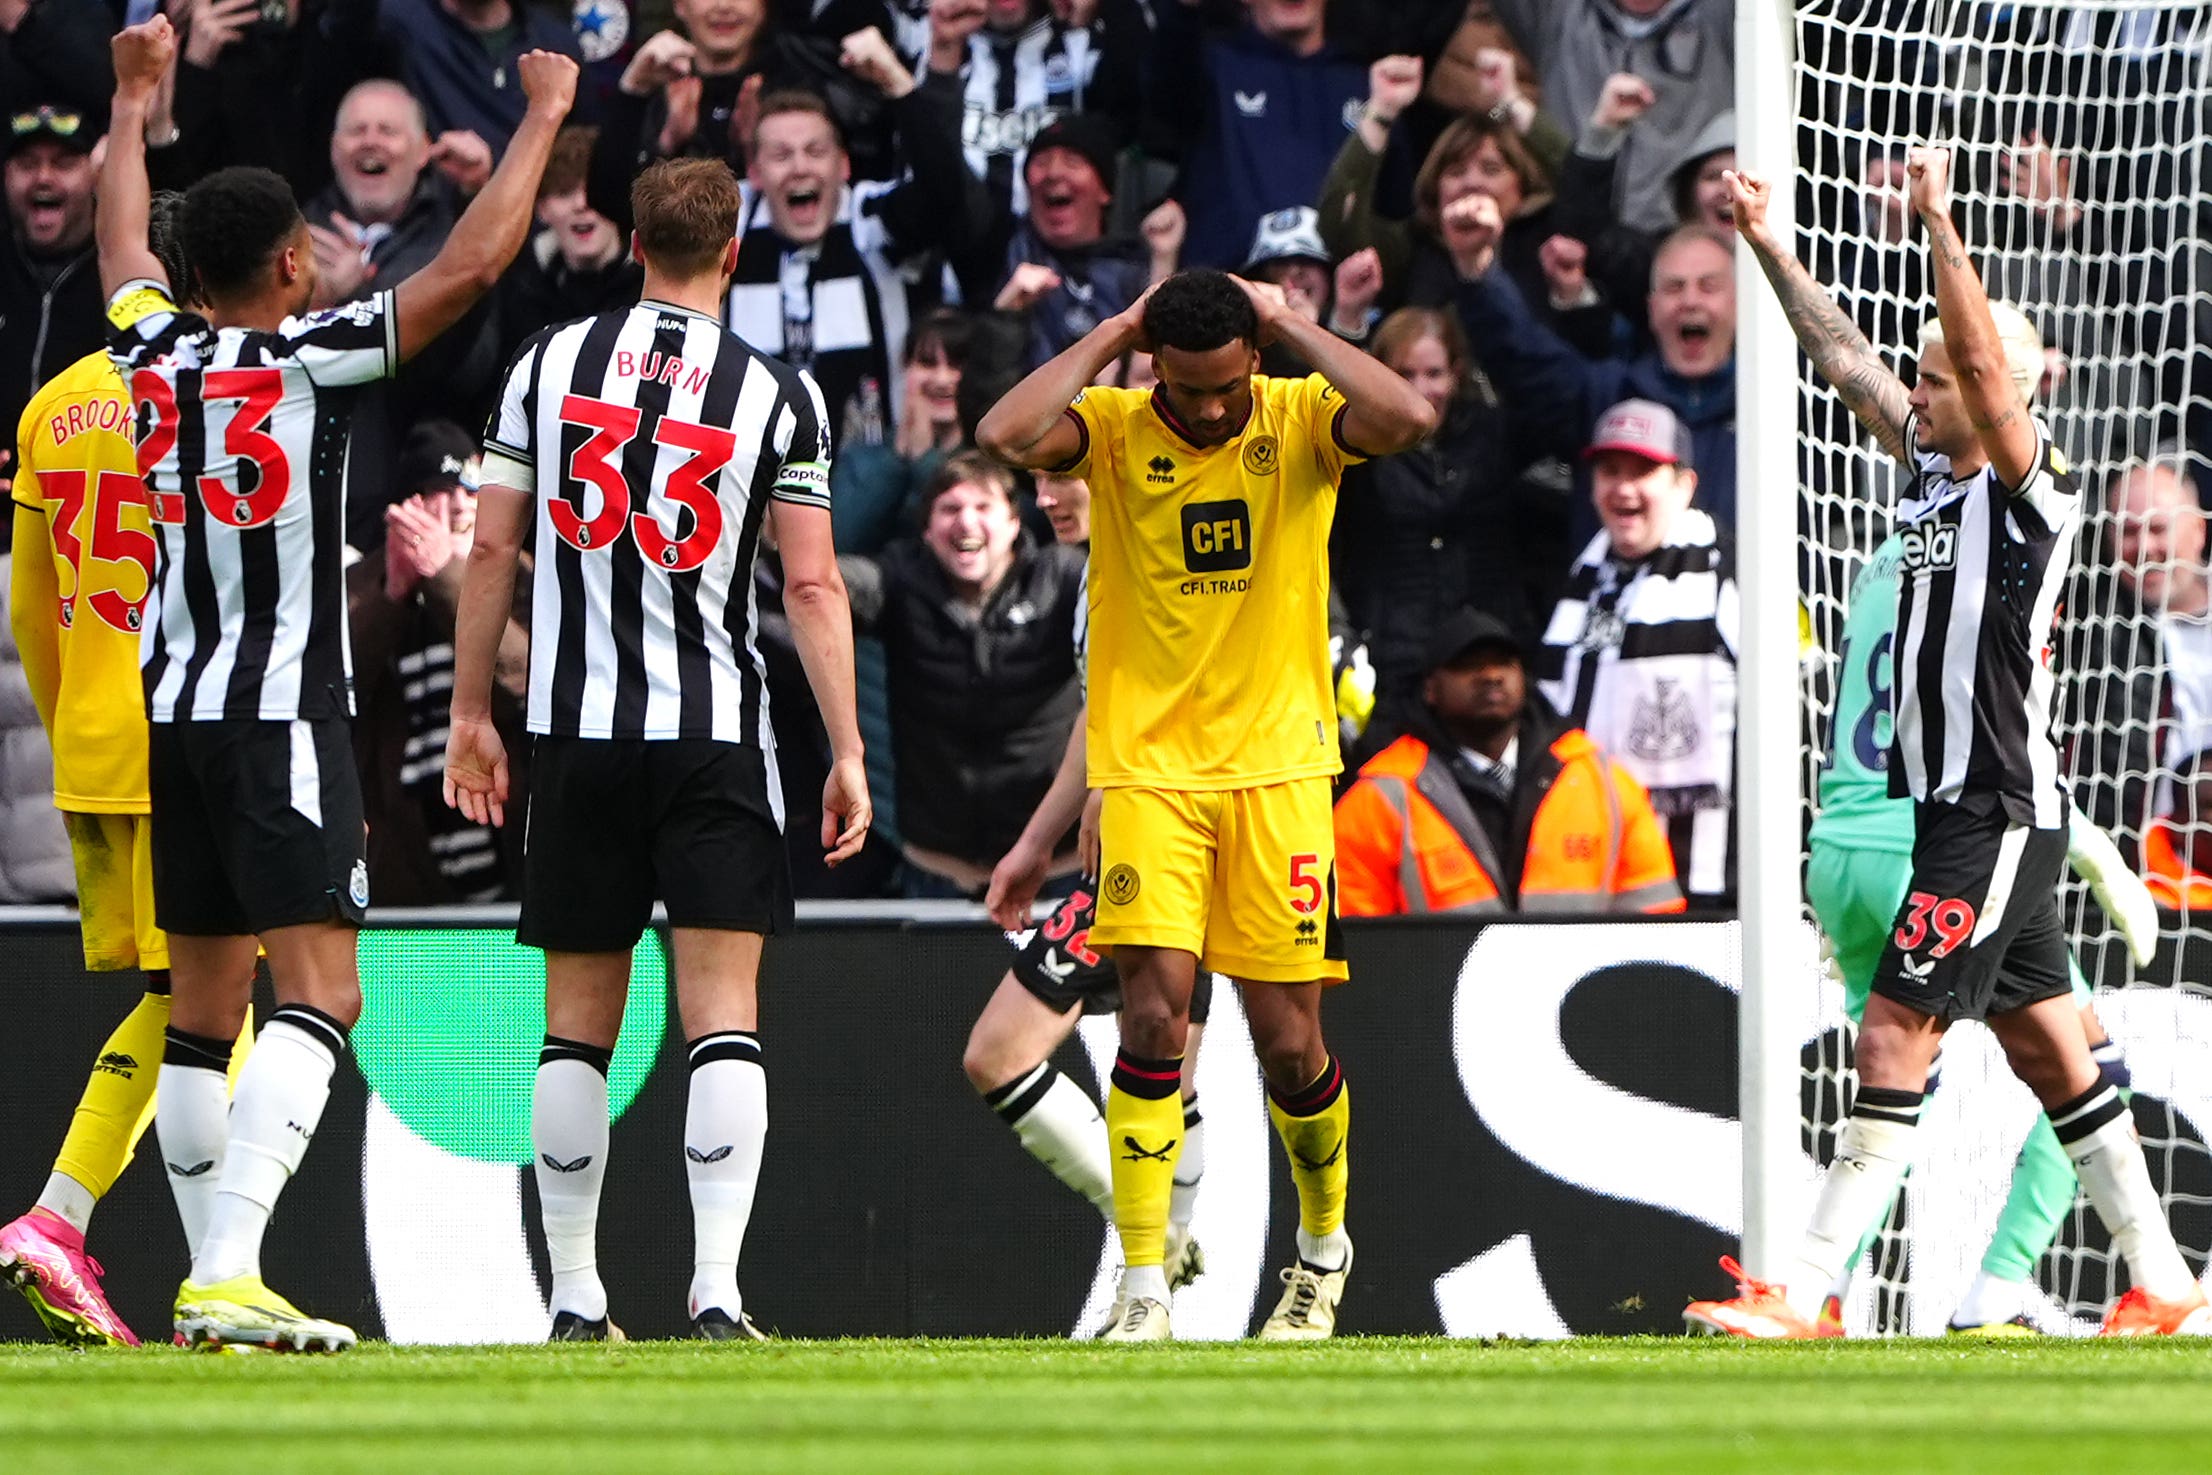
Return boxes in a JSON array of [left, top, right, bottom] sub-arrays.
[[10, 107, 85, 139]]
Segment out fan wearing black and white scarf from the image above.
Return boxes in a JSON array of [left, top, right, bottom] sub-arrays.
[[723, 82, 994, 451], [1536, 401, 1739, 903]]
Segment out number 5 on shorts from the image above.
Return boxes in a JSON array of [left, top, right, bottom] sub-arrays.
[[1289, 853, 1323, 915]]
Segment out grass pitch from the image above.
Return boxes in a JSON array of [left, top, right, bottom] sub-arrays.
[[5, 1337, 2212, 1473]]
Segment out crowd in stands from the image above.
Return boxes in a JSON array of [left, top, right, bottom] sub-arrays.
[[7, 0, 2203, 919]]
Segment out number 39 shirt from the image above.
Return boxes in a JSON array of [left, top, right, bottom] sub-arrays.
[[107, 281, 398, 723], [479, 301, 831, 745]]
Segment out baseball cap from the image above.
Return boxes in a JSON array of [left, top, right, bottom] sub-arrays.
[[1425, 607, 1523, 672], [1242, 207, 1331, 274], [396, 420, 481, 497], [1584, 398, 1694, 470], [6, 102, 98, 160], [1026, 115, 1119, 195]]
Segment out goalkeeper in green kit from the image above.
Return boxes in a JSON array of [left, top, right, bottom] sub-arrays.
[[1722, 167, 2164, 1336]]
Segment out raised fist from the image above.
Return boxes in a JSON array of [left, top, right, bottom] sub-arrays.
[[930, 0, 988, 52], [112, 16, 177, 98], [1469, 47, 1521, 118], [1367, 54, 1423, 126], [1441, 192, 1503, 279], [841, 26, 917, 100], [1591, 72, 1656, 133], [1538, 233, 1590, 306], [1723, 168, 1772, 244], [1906, 144, 1952, 222], [518, 50, 580, 118], [1141, 198, 1186, 266], [1332, 247, 1383, 322]]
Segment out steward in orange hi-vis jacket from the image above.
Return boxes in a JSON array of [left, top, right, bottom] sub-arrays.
[[1334, 608, 1683, 917]]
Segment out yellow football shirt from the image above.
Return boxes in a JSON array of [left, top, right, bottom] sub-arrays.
[[11, 348, 156, 812], [1062, 373, 1361, 790]]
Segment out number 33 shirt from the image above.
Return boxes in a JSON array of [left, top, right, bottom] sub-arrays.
[[480, 300, 831, 745], [107, 280, 398, 723]]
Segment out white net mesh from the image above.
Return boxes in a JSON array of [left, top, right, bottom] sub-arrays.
[[1790, 0, 2212, 1334]]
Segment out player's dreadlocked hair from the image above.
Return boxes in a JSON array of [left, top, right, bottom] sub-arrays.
[[1142, 269, 1258, 355], [148, 189, 195, 307], [179, 167, 305, 301]]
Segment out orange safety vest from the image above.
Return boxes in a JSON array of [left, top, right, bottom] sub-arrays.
[[1334, 730, 1686, 917], [2143, 822, 2212, 910]]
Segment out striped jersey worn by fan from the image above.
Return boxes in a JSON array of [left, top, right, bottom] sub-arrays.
[[1889, 415, 2081, 828], [480, 300, 831, 743], [105, 282, 398, 722]]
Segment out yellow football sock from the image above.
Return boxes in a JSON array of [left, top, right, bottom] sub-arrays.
[[1106, 1051, 1185, 1268], [228, 1004, 254, 1092], [52, 989, 171, 1198], [1268, 1056, 1349, 1239]]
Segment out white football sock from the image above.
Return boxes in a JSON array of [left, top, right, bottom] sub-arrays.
[[534, 1042, 612, 1322], [1120, 1264, 1169, 1303], [1170, 1099, 1205, 1229], [1786, 1087, 1923, 1320], [1952, 1269, 2031, 1328], [1297, 1228, 1351, 1272], [191, 1008, 343, 1285], [686, 1032, 767, 1321], [986, 1063, 1114, 1219], [35, 1173, 96, 1235], [157, 1027, 234, 1259], [2056, 1083, 2198, 1302]]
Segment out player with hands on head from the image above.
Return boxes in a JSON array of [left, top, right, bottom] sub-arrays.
[[100, 17, 577, 1353], [978, 268, 1430, 1341], [1690, 150, 2205, 1339]]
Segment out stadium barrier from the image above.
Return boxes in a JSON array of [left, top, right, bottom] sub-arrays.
[[0, 908, 2199, 1343]]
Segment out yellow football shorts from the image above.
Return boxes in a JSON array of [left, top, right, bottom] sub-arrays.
[[1089, 777, 1348, 984], [64, 811, 169, 973]]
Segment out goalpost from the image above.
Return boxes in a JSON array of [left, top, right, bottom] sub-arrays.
[[1740, 0, 2212, 1333]]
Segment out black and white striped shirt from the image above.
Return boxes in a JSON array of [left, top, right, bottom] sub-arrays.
[[726, 181, 906, 451], [108, 283, 397, 722], [956, 18, 1108, 219], [1890, 417, 2080, 828], [1538, 510, 1738, 900], [481, 301, 831, 745]]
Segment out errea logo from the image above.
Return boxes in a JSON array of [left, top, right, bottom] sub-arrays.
[[1146, 455, 1176, 484], [1899, 524, 1958, 573]]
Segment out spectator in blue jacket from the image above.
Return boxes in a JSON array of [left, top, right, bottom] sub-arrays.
[[1148, 0, 1366, 270], [358, 0, 586, 152], [1449, 194, 1736, 533]]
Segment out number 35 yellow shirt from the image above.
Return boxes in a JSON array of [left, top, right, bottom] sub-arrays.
[[1057, 373, 1363, 791], [11, 346, 157, 813]]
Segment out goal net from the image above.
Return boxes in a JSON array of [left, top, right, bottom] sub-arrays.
[[1788, 0, 2212, 1334]]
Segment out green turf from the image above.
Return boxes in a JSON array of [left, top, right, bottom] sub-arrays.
[[5, 1338, 2212, 1473]]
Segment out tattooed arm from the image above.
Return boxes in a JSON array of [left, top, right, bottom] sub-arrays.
[[1907, 146, 2039, 489], [1725, 167, 1912, 463]]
